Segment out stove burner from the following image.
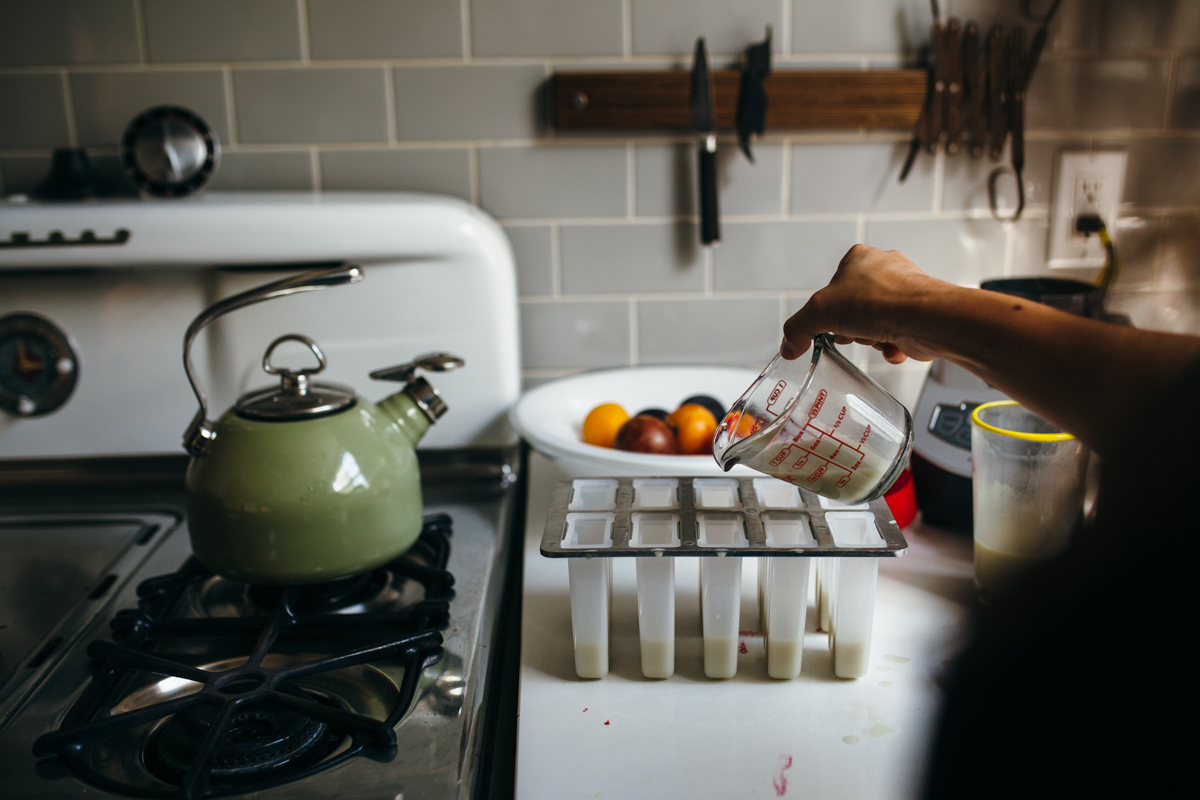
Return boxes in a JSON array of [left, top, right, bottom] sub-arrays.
[[248, 569, 389, 614], [145, 688, 340, 785], [32, 514, 456, 799]]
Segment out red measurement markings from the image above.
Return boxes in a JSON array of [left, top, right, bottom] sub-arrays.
[[808, 389, 827, 419], [766, 380, 788, 413]]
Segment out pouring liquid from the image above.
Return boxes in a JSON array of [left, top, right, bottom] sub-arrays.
[[724, 390, 902, 504]]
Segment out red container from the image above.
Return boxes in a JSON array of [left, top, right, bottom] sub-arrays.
[[884, 468, 918, 528]]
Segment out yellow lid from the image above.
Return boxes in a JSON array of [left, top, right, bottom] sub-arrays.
[[969, 400, 1075, 442]]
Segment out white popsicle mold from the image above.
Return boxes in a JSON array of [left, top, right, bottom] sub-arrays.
[[562, 512, 614, 678], [697, 514, 748, 678], [826, 512, 885, 679], [632, 478, 679, 509], [630, 512, 681, 678], [568, 478, 619, 511], [550, 478, 903, 682], [762, 513, 817, 679]]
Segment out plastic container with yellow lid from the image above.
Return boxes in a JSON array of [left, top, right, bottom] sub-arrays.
[[969, 401, 1089, 598]]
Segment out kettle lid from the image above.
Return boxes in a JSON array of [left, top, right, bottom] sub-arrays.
[[235, 334, 356, 421]]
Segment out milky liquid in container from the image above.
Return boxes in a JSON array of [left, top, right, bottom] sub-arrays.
[[712, 336, 913, 506]]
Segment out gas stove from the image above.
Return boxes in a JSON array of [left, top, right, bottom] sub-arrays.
[[0, 194, 524, 798], [0, 450, 522, 799]]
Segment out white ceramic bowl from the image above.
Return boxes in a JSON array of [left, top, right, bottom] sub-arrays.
[[510, 365, 760, 476]]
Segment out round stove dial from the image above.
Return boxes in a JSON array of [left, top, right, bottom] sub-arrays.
[[120, 105, 220, 198], [0, 313, 79, 417]]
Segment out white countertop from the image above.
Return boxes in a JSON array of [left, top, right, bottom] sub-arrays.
[[516, 452, 977, 800]]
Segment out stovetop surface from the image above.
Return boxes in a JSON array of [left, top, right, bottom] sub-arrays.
[[0, 450, 521, 800]]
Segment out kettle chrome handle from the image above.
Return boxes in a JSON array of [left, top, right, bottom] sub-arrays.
[[183, 264, 364, 456], [370, 353, 464, 423]]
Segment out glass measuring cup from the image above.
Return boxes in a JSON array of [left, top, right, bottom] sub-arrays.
[[970, 400, 1088, 599], [712, 335, 913, 505]]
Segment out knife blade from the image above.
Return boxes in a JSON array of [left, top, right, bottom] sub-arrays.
[[691, 37, 720, 246]]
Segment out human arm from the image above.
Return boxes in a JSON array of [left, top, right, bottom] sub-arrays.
[[781, 244, 1200, 456]]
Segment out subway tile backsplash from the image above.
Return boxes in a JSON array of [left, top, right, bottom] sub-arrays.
[[0, 0, 1196, 393]]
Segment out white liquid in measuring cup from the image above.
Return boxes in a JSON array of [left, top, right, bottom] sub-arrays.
[[738, 387, 904, 504]]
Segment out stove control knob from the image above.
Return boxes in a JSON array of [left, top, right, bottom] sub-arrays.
[[120, 105, 220, 198], [0, 313, 79, 418]]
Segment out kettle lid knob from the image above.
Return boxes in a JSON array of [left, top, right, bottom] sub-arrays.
[[370, 352, 464, 423], [235, 334, 357, 421]]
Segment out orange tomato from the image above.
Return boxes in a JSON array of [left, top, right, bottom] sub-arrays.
[[582, 403, 630, 448], [667, 403, 718, 455]]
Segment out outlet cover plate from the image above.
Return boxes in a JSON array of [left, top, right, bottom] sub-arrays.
[[1048, 150, 1126, 268]]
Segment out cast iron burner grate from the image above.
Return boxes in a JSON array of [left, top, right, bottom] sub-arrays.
[[32, 514, 455, 799]]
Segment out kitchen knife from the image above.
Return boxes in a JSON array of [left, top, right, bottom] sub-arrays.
[[691, 37, 720, 246]]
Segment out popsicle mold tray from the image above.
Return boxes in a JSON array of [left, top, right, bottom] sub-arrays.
[[541, 477, 907, 681]]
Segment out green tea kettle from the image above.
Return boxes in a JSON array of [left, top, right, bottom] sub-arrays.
[[181, 265, 463, 586]]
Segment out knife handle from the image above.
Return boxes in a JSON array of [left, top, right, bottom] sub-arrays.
[[698, 135, 720, 245]]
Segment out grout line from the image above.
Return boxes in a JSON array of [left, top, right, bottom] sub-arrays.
[[310, 147, 321, 192], [0, 49, 1192, 74], [856, 214, 866, 244], [703, 246, 715, 295], [626, 142, 636, 218], [297, 0, 311, 64], [931, 149, 945, 214], [468, 145, 480, 205], [779, 141, 791, 215], [491, 207, 1053, 226], [222, 67, 238, 145], [622, 0, 633, 60], [781, 0, 792, 56], [59, 70, 79, 147], [628, 297, 639, 366], [383, 66, 397, 144], [131, 0, 150, 64], [550, 222, 562, 297], [460, 0, 472, 61], [520, 289, 828, 303]]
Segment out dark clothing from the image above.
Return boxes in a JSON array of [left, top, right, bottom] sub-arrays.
[[925, 365, 1200, 799]]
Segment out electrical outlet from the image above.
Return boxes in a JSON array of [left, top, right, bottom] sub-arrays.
[[1048, 150, 1126, 268]]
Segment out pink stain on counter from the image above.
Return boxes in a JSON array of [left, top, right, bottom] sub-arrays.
[[738, 641, 749, 654], [604, 720, 610, 726], [773, 754, 793, 796]]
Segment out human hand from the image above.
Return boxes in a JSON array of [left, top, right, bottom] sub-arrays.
[[781, 244, 958, 364]]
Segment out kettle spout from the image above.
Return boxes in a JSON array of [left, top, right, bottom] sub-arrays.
[[377, 390, 435, 447], [370, 353, 463, 446]]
